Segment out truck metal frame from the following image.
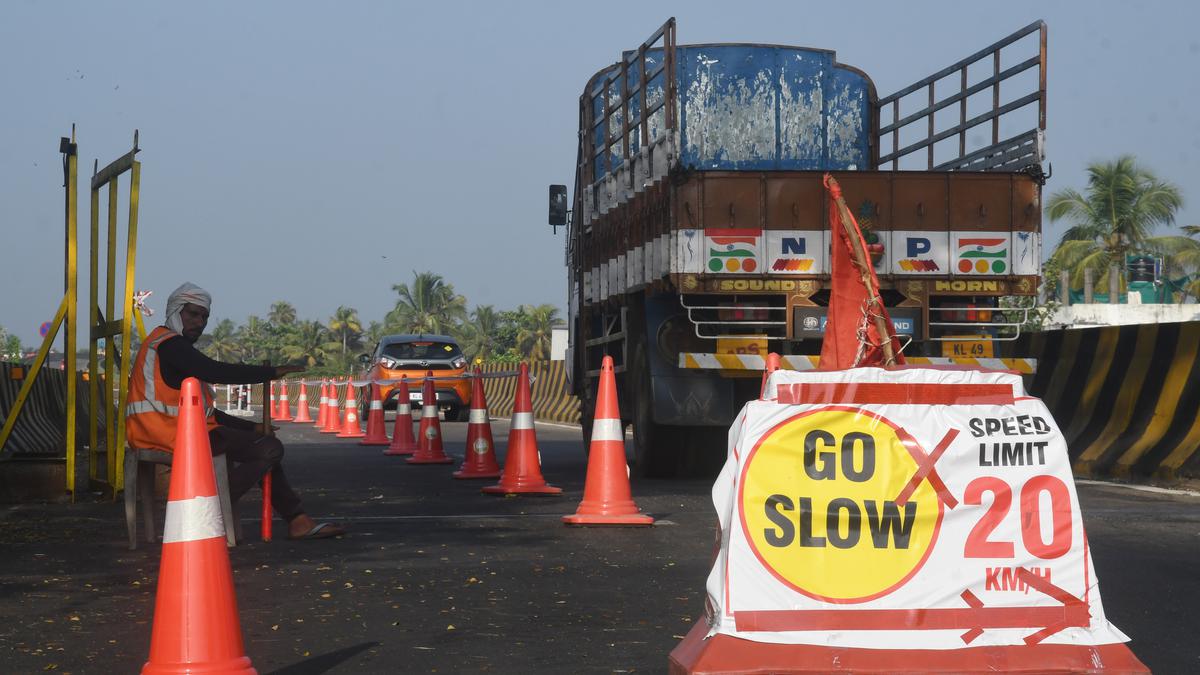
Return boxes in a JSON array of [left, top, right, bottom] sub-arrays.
[[555, 18, 1049, 477]]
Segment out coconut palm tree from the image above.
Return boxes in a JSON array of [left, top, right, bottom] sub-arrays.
[[268, 301, 297, 327], [386, 271, 468, 335], [515, 304, 563, 361], [458, 305, 504, 362], [279, 320, 331, 368], [1047, 156, 1191, 289], [237, 315, 271, 362], [201, 319, 242, 361], [327, 306, 363, 357]]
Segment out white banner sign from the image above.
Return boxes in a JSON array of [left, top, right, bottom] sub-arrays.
[[706, 367, 1130, 650]]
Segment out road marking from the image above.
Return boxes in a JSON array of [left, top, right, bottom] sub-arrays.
[[1076, 479, 1200, 498]]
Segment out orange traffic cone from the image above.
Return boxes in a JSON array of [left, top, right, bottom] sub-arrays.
[[384, 376, 417, 456], [337, 382, 365, 438], [292, 382, 313, 423], [407, 372, 454, 464], [760, 352, 782, 399], [141, 377, 255, 675], [314, 381, 329, 430], [483, 362, 561, 495], [320, 381, 341, 434], [268, 381, 277, 418], [359, 383, 390, 445], [564, 356, 653, 525], [454, 368, 501, 479], [276, 381, 292, 422]]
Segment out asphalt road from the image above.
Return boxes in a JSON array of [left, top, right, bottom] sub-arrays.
[[1, 419, 1197, 674]]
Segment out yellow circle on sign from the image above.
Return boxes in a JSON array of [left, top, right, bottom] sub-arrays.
[[738, 407, 943, 603]]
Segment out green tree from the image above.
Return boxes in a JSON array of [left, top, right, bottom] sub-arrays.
[[515, 303, 563, 361], [237, 315, 271, 363], [386, 271, 468, 335], [1047, 156, 1191, 290], [268, 301, 297, 327], [327, 306, 363, 357], [279, 320, 331, 368], [201, 319, 242, 361], [458, 305, 504, 362], [1175, 225, 1200, 301]]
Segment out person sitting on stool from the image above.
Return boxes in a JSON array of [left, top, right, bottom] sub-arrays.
[[126, 282, 344, 540]]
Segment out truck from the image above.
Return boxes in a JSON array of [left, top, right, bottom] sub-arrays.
[[550, 19, 1048, 477]]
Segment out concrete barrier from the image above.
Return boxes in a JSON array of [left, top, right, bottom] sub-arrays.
[[1021, 321, 1200, 481], [481, 361, 580, 425]]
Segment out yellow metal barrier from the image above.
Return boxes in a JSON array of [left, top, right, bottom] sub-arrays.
[[87, 132, 141, 496], [0, 129, 79, 498]]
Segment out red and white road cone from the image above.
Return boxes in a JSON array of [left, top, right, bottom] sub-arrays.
[[564, 355, 653, 525], [275, 381, 292, 422], [359, 383, 390, 446], [337, 382, 365, 438], [292, 381, 313, 424], [407, 372, 454, 464], [268, 381, 277, 418], [141, 377, 255, 675], [384, 376, 417, 456], [454, 368, 501, 479], [483, 362, 561, 495], [314, 380, 329, 430], [320, 381, 342, 434]]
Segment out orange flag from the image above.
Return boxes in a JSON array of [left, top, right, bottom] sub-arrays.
[[820, 174, 906, 369]]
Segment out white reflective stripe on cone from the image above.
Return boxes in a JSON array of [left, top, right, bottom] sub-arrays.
[[512, 412, 534, 429], [423, 405, 437, 416], [162, 495, 226, 544], [371, 401, 383, 410], [469, 408, 489, 424], [591, 418, 623, 442], [397, 404, 410, 414]]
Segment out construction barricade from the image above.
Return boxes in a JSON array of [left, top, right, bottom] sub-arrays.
[[671, 365, 1146, 673]]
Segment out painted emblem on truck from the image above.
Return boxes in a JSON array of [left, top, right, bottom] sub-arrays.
[[706, 228, 761, 273], [766, 231, 823, 274]]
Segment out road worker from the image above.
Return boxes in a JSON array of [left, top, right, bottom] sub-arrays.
[[126, 282, 344, 540]]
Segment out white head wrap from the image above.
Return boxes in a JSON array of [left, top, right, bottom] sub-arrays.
[[164, 282, 212, 334]]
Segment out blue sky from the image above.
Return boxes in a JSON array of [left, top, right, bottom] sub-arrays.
[[2, 1, 1197, 346]]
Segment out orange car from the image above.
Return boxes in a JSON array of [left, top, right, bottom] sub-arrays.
[[362, 335, 472, 421]]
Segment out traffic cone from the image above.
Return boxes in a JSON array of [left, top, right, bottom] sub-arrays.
[[760, 352, 782, 399], [454, 368, 501, 479], [292, 381, 313, 423], [384, 376, 417, 456], [359, 383, 390, 445], [407, 372, 454, 464], [275, 381, 292, 422], [141, 377, 256, 675], [314, 380, 329, 430], [320, 381, 341, 434], [483, 362, 561, 495], [337, 382, 365, 438], [268, 381, 277, 418], [563, 356, 653, 525]]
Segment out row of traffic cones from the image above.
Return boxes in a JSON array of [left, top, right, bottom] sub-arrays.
[[140, 357, 652, 672]]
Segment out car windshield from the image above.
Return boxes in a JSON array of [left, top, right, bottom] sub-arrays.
[[381, 341, 462, 361]]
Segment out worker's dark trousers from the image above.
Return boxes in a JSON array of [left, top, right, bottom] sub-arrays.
[[209, 425, 304, 521]]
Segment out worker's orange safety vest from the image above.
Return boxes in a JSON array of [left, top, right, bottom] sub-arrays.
[[125, 326, 218, 453]]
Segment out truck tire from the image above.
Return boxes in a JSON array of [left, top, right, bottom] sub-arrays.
[[579, 381, 596, 455], [630, 340, 683, 478]]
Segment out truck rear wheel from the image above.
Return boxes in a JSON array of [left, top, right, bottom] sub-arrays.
[[630, 341, 684, 478]]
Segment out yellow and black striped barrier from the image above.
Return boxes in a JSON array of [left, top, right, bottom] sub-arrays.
[[1025, 321, 1200, 481], [480, 362, 581, 425]]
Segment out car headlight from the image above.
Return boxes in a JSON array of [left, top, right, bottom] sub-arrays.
[[451, 356, 467, 369], [380, 356, 398, 369]]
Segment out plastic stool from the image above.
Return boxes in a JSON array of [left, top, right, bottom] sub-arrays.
[[123, 447, 240, 550]]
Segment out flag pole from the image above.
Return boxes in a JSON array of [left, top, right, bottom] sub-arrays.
[[824, 174, 898, 366]]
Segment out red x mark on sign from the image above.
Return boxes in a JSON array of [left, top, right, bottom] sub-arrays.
[[894, 428, 959, 508]]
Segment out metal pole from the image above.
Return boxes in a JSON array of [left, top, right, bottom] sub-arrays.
[[261, 361, 273, 542]]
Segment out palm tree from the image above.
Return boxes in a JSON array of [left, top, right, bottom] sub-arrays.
[[202, 319, 242, 361], [238, 315, 270, 362], [386, 271, 468, 335], [1174, 225, 1200, 301], [268, 301, 297, 327], [515, 304, 563, 361], [458, 305, 503, 362], [327, 306, 363, 356], [279, 320, 331, 368], [1047, 156, 1191, 289]]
